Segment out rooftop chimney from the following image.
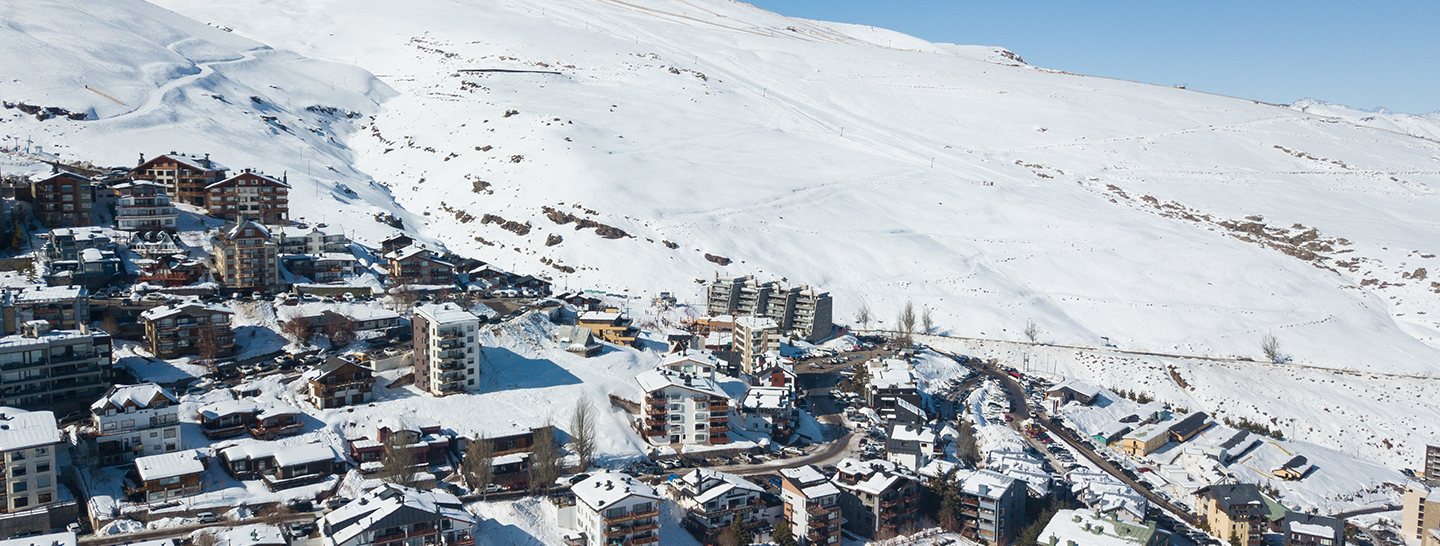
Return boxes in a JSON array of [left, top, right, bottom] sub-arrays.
[[203, 153, 211, 169], [138, 153, 145, 166]]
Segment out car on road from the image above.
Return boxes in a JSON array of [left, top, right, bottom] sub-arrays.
[[196, 512, 219, 524], [484, 483, 505, 494]]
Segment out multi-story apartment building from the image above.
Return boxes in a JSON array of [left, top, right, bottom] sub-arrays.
[[112, 181, 178, 232], [955, 469, 1025, 545], [779, 465, 842, 546], [211, 220, 281, 292], [138, 302, 234, 359], [412, 303, 481, 396], [42, 228, 114, 263], [205, 170, 290, 224], [320, 484, 475, 546], [3, 285, 90, 336], [734, 316, 779, 375], [564, 472, 662, 546], [1282, 513, 1344, 546], [830, 458, 922, 540], [90, 384, 181, 466], [0, 408, 60, 513], [1426, 445, 1440, 486], [1196, 484, 1268, 546], [131, 152, 229, 206], [668, 468, 765, 545], [387, 247, 455, 286], [29, 172, 93, 228], [306, 358, 375, 409], [576, 309, 641, 348], [275, 225, 350, 254], [706, 275, 834, 342], [636, 368, 730, 446], [737, 386, 798, 444], [0, 321, 110, 410], [1039, 510, 1164, 546], [865, 359, 921, 422], [1404, 482, 1440, 544]]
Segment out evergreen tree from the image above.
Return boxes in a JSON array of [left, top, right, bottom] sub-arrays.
[[773, 520, 797, 546]]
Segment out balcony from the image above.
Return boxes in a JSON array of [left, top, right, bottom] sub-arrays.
[[439, 370, 464, 381], [645, 405, 667, 415], [439, 381, 466, 393], [806, 503, 832, 516], [645, 428, 667, 437], [881, 492, 921, 508], [604, 508, 659, 525], [438, 330, 465, 340], [707, 425, 728, 434], [437, 360, 463, 371]]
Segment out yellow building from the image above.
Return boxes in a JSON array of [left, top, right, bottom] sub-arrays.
[[1196, 484, 1267, 546], [1405, 482, 1440, 544], [1117, 422, 1170, 456]]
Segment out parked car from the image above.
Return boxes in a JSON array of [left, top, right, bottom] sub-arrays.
[[484, 484, 505, 494], [196, 512, 219, 524]]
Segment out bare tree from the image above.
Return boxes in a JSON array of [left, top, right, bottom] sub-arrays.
[[1024, 319, 1039, 343], [280, 311, 314, 346], [1261, 332, 1286, 363], [192, 531, 218, 546], [462, 435, 495, 499], [896, 300, 916, 347], [921, 306, 934, 334], [528, 421, 561, 495], [100, 315, 122, 337], [390, 288, 420, 311], [570, 398, 597, 471], [379, 430, 418, 488], [856, 300, 871, 331], [195, 325, 221, 368], [325, 316, 358, 346]]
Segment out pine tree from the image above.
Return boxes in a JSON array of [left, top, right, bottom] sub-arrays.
[[773, 520, 797, 546], [724, 513, 748, 546]]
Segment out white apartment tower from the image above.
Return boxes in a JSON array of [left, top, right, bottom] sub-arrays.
[[412, 303, 482, 396], [0, 408, 61, 512], [90, 384, 182, 466]]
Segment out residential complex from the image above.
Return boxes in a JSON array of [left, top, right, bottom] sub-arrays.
[[1404, 482, 1440, 544], [305, 358, 375, 409], [132, 450, 205, 503], [734, 316, 779, 375], [275, 225, 350, 255], [386, 247, 454, 286], [563, 472, 662, 546], [412, 303, 481, 396], [112, 181, 177, 232], [954, 469, 1025, 545], [4, 285, 90, 334], [205, 170, 291, 224], [131, 153, 229, 206], [1281, 512, 1344, 546], [211, 220, 281, 292], [0, 321, 111, 410], [0, 408, 61, 512], [319, 484, 475, 546], [30, 172, 93, 228], [778, 465, 842, 546], [705, 274, 833, 342], [138, 302, 234, 359], [668, 468, 766, 545], [636, 367, 731, 446], [90, 384, 181, 466], [830, 458, 922, 540], [576, 309, 641, 348], [1196, 484, 1268, 546]]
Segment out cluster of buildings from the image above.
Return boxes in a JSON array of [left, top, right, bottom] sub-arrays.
[[705, 274, 833, 343]]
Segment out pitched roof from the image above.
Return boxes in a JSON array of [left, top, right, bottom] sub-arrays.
[[207, 170, 289, 190], [321, 484, 473, 546], [635, 368, 728, 399], [1284, 513, 1343, 540], [91, 384, 177, 412], [139, 301, 232, 322], [139, 153, 229, 173], [1166, 411, 1211, 438]]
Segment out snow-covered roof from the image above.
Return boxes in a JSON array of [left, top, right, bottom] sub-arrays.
[[0, 407, 59, 452], [11, 284, 85, 303], [198, 399, 265, 420], [207, 171, 289, 189], [676, 468, 763, 505], [91, 384, 177, 411], [635, 368, 728, 399], [150, 153, 229, 173], [1040, 509, 1158, 546], [257, 404, 301, 420], [321, 484, 474, 546], [959, 469, 1017, 498], [0, 531, 75, 546], [221, 441, 337, 467], [834, 458, 911, 496], [734, 316, 778, 330], [415, 302, 478, 324], [741, 387, 789, 410], [288, 301, 400, 322], [571, 471, 661, 511], [1122, 421, 1169, 443], [870, 366, 918, 390], [577, 310, 622, 322], [217, 524, 286, 546], [139, 301, 232, 322], [1048, 378, 1102, 399], [890, 424, 938, 443], [0, 329, 100, 350], [135, 449, 206, 481], [221, 220, 272, 240], [661, 350, 720, 369]]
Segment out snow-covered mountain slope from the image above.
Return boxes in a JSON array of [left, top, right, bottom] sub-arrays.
[[1, 0, 415, 234], [5, 0, 1440, 468], [1287, 98, 1440, 142]]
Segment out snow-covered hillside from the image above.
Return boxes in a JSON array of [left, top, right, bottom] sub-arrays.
[[1287, 98, 1440, 142], [5, 0, 1440, 469]]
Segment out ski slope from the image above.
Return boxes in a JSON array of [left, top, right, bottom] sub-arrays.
[[4, 0, 1439, 472]]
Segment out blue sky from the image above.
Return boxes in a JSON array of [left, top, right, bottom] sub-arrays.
[[746, 1, 1440, 114]]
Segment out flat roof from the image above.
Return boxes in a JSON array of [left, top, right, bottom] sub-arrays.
[[0, 407, 59, 452], [136, 449, 206, 481]]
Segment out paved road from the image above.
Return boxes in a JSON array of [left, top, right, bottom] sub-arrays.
[[941, 350, 1202, 527], [1333, 504, 1400, 519], [713, 432, 857, 476]]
